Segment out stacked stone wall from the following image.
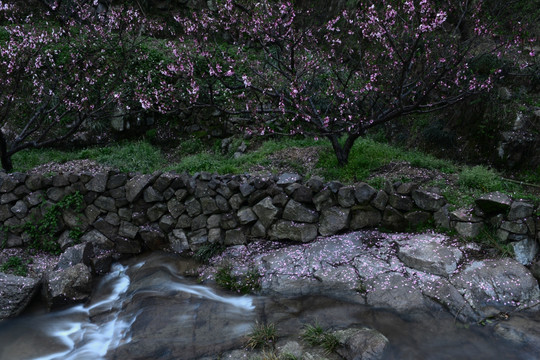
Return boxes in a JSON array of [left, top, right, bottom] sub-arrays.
[[1, 170, 539, 272]]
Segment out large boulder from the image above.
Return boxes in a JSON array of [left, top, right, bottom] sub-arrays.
[[319, 207, 350, 236], [252, 197, 279, 228], [397, 235, 462, 276], [412, 189, 446, 212], [334, 327, 389, 360], [43, 263, 92, 308], [475, 192, 512, 214], [0, 273, 41, 320], [283, 199, 319, 223], [450, 258, 540, 318]]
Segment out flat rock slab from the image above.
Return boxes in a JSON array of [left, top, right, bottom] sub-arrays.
[[0, 273, 40, 320], [451, 258, 540, 318], [494, 314, 540, 351], [398, 237, 462, 276]]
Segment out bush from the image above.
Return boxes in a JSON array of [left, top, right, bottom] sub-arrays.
[[458, 166, 503, 192]]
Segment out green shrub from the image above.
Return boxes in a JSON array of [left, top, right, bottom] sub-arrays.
[[0, 256, 29, 276], [301, 322, 339, 354], [214, 264, 261, 294]]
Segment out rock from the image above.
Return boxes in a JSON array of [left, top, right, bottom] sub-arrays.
[[153, 173, 175, 192], [250, 221, 266, 237], [388, 194, 413, 211], [494, 315, 540, 351], [237, 207, 258, 225], [25, 174, 43, 191], [433, 204, 450, 229], [454, 222, 483, 238], [355, 183, 377, 205], [334, 327, 389, 360], [207, 214, 221, 228], [184, 197, 202, 217], [143, 186, 164, 202], [140, 225, 167, 250], [511, 238, 539, 265], [229, 193, 244, 210], [145, 203, 166, 222], [115, 237, 142, 254], [412, 189, 446, 211], [94, 195, 116, 212], [451, 258, 540, 318], [366, 272, 428, 312], [501, 221, 528, 234], [252, 197, 279, 228], [313, 189, 337, 211], [283, 199, 319, 223], [93, 217, 118, 239], [85, 173, 108, 193], [306, 176, 324, 192], [188, 229, 208, 250], [381, 206, 407, 231], [398, 236, 462, 276], [292, 185, 313, 203], [119, 221, 139, 239], [169, 229, 189, 252], [159, 214, 176, 232], [126, 174, 154, 202], [80, 229, 114, 249], [475, 192, 512, 214], [225, 228, 246, 245], [46, 187, 65, 202], [319, 207, 350, 236], [167, 198, 185, 219], [10, 200, 28, 219], [107, 173, 128, 189], [507, 201, 534, 221], [44, 263, 92, 308], [350, 207, 381, 230], [239, 183, 255, 197], [370, 190, 388, 211], [191, 214, 208, 230], [338, 186, 356, 207], [277, 172, 302, 185], [404, 211, 431, 227], [0, 273, 41, 320], [200, 196, 218, 214], [269, 220, 318, 242], [55, 243, 92, 270]]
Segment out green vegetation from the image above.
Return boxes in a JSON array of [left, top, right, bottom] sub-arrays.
[[473, 227, 515, 258], [23, 192, 84, 255], [214, 264, 261, 294], [194, 243, 225, 263], [0, 256, 29, 276], [301, 323, 339, 354], [246, 322, 277, 350]]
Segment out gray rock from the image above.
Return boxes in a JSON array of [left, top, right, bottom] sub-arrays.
[[208, 228, 222, 243], [143, 186, 164, 202], [93, 217, 118, 239], [0, 273, 40, 320], [115, 237, 142, 254], [412, 189, 446, 211], [215, 195, 230, 212], [366, 272, 428, 312], [44, 263, 92, 308], [107, 173, 127, 189], [185, 197, 202, 217], [207, 214, 221, 228], [118, 208, 132, 221], [404, 211, 431, 227], [292, 185, 313, 203], [370, 190, 388, 211], [191, 214, 208, 230], [126, 174, 154, 202], [153, 173, 175, 192], [1, 192, 18, 204], [119, 221, 139, 239], [475, 192, 512, 214], [269, 220, 318, 242], [511, 238, 539, 265], [501, 221, 528, 234], [85, 204, 101, 224], [327, 181, 343, 193], [237, 207, 257, 225], [313, 189, 337, 211], [381, 206, 407, 231], [25, 174, 43, 191], [306, 176, 324, 192], [451, 258, 540, 318], [396, 182, 417, 195], [85, 173, 108, 192], [350, 207, 381, 230], [225, 228, 246, 245], [80, 229, 114, 249], [104, 212, 120, 226], [355, 183, 377, 205], [338, 186, 356, 207], [147, 203, 168, 222], [388, 194, 413, 211], [277, 172, 302, 185], [174, 188, 188, 202], [229, 193, 244, 210], [10, 200, 28, 219], [169, 229, 189, 252], [188, 229, 208, 250], [0, 204, 12, 221], [508, 201, 534, 220], [252, 197, 279, 228], [94, 196, 116, 212], [319, 207, 350, 236], [167, 198, 185, 219], [454, 221, 483, 238], [334, 327, 389, 360], [140, 225, 167, 250], [200, 196, 218, 214], [398, 236, 462, 276], [433, 204, 451, 229], [494, 315, 540, 351], [159, 214, 176, 232], [283, 199, 319, 223], [239, 183, 255, 197], [56, 243, 92, 270], [46, 187, 65, 202], [176, 214, 192, 229], [251, 221, 266, 237]]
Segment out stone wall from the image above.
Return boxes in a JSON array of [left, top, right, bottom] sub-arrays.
[[1, 170, 539, 271]]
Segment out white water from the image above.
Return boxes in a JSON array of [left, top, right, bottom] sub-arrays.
[[0, 259, 255, 360]]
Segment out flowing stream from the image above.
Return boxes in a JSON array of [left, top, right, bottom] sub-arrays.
[[0, 252, 536, 360]]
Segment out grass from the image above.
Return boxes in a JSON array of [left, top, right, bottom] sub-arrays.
[[301, 322, 340, 354], [0, 256, 29, 276], [214, 264, 261, 294], [246, 322, 277, 350]]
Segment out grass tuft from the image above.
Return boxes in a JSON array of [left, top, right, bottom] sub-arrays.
[[246, 322, 277, 350]]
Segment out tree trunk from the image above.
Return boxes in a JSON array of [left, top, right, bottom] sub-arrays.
[[328, 133, 360, 167], [0, 132, 13, 172]]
